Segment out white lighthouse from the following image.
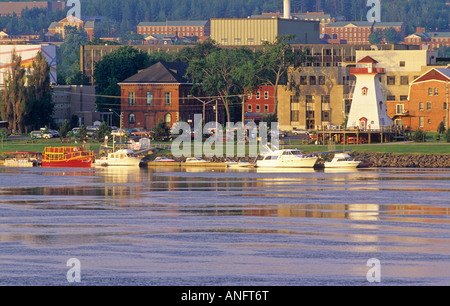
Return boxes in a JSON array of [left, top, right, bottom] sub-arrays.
[[346, 56, 392, 130]]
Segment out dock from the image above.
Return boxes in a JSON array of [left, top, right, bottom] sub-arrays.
[[316, 126, 410, 144], [143, 161, 228, 168]]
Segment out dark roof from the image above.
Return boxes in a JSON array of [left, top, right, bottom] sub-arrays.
[[358, 56, 378, 64], [119, 61, 191, 84]]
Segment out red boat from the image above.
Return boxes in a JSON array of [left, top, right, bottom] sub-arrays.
[[41, 147, 93, 168]]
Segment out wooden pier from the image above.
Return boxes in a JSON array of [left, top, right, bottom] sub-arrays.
[[315, 126, 410, 145]]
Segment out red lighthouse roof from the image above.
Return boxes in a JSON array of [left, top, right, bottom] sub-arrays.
[[358, 56, 378, 64]]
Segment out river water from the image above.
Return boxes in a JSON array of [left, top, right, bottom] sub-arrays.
[[0, 165, 448, 286]]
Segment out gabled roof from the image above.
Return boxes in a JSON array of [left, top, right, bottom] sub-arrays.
[[119, 61, 191, 84], [326, 21, 403, 28], [138, 20, 209, 27], [358, 56, 378, 64], [412, 68, 450, 84]]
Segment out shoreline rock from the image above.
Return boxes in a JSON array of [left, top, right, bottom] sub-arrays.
[[351, 152, 450, 168]]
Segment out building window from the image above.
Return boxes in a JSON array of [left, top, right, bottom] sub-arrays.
[[264, 105, 269, 112], [427, 102, 432, 110], [264, 91, 269, 99], [165, 113, 172, 125], [256, 105, 260, 112], [146, 91, 153, 105], [444, 102, 448, 110], [428, 119, 432, 124], [428, 88, 433, 96], [290, 96, 299, 103], [129, 113, 136, 124], [400, 95, 408, 101], [300, 76, 307, 85], [291, 110, 299, 122], [386, 95, 396, 101], [128, 92, 135, 105], [256, 91, 260, 99], [306, 95, 314, 103], [399, 61, 406, 67], [164, 92, 171, 105], [247, 104, 252, 112], [362, 87, 368, 96], [419, 117, 424, 128], [400, 76, 409, 85], [321, 110, 330, 122], [434, 88, 439, 96], [318, 76, 325, 85], [396, 104, 404, 114], [419, 102, 424, 111], [387, 76, 395, 85], [309, 76, 316, 85]]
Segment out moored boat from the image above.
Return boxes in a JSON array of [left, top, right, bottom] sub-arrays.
[[93, 149, 142, 167], [324, 153, 361, 169], [153, 156, 176, 162], [256, 146, 318, 168], [3, 151, 40, 167], [41, 146, 93, 168]]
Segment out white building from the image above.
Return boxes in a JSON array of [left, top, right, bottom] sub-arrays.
[[346, 56, 392, 130]]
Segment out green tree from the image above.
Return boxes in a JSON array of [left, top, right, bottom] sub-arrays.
[[152, 119, 169, 141], [96, 121, 111, 142], [257, 35, 309, 117], [0, 50, 26, 133], [383, 27, 402, 44], [445, 129, 450, 143], [368, 29, 383, 44], [77, 124, 88, 141], [412, 129, 426, 142], [93, 46, 153, 123], [25, 51, 54, 130], [437, 121, 446, 134], [59, 119, 71, 139]]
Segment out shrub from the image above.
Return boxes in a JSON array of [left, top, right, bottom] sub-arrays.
[[445, 129, 450, 143], [412, 129, 426, 142]]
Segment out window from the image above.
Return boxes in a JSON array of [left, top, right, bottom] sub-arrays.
[[146, 92, 153, 105], [400, 76, 409, 85], [164, 113, 172, 125], [256, 105, 260, 112], [129, 113, 136, 124], [321, 110, 330, 122], [428, 88, 433, 96], [386, 95, 396, 101], [291, 110, 299, 122], [164, 92, 171, 105], [264, 105, 269, 113], [434, 88, 439, 96], [419, 117, 424, 128], [419, 102, 424, 111], [318, 76, 325, 85], [256, 91, 260, 99], [247, 104, 252, 112], [387, 76, 395, 85], [399, 61, 406, 67], [428, 119, 432, 124], [396, 104, 404, 114], [300, 76, 307, 85], [306, 95, 314, 103], [400, 95, 408, 101], [234, 38, 241, 44], [309, 76, 316, 85], [427, 102, 432, 110], [264, 91, 269, 99], [362, 87, 368, 96], [128, 92, 135, 105], [444, 102, 448, 110], [290, 96, 299, 103]]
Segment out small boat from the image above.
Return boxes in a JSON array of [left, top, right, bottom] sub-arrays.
[[226, 159, 255, 168], [93, 149, 142, 167], [256, 145, 318, 168], [324, 153, 361, 169], [41, 146, 93, 168], [153, 156, 175, 162], [185, 157, 208, 163], [3, 151, 40, 167]]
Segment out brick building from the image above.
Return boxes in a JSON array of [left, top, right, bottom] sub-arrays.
[[244, 86, 276, 124], [118, 61, 224, 130], [388, 68, 450, 132], [48, 16, 95, 41], [404, 31, 450, 50], [137, 20, 210, 40], [324, 21, 405, 45]]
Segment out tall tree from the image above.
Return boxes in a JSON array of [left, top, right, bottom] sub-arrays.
[[257, 35, 309, 117], [0, 50, 26, 133], [26, 51, 54, 130]]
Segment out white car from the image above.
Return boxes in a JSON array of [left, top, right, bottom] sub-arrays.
[[293, 129, 309, 136]]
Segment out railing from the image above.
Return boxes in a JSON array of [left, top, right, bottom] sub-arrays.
[[350, 67, 385, 74]]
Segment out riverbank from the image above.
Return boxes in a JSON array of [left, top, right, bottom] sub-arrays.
[[351, 152, 450, 168]]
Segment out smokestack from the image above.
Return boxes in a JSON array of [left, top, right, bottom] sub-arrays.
[[283, 0, 291, 19]]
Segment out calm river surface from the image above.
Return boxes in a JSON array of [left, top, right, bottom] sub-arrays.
[[0, 166, 449, 286]]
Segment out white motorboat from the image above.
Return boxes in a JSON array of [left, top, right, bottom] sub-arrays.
[[226, 159, 255, 168], [93, 149, 142, 167], [324, 153, 361, 168], [256, 146, 318, 168], [185, 157, 208, 163], [153, 156, 176, 162]]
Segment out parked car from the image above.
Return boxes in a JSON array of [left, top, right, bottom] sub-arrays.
[[30, 130, 52, 139], [292, 129, 309, 136], [131, 129, 151, 137]]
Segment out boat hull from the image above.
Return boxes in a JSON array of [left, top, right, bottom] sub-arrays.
[[93, 158, 142, 167], [41, 157, 93, 168], [256, 157, 318, 168]]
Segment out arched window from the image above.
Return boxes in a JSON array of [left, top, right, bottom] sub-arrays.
[[164, 113, 172, 125], [362, 87, 368, 96], [129, 113, 136, 124]]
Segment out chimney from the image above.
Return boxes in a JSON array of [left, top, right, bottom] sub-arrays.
[[283, 0, 291, 19]]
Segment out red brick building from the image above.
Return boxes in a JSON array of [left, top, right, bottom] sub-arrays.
[[118, 61, 223, 130], [404, 31, 450, 50], [137, 20, 210, 40], [324, 21, 405, 45], [387, 68, 450, 131], [244, 85, 276, 124]]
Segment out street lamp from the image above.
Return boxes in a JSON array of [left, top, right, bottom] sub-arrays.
[[109, 108, 123, 144], [188, 95, 219, 124]]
